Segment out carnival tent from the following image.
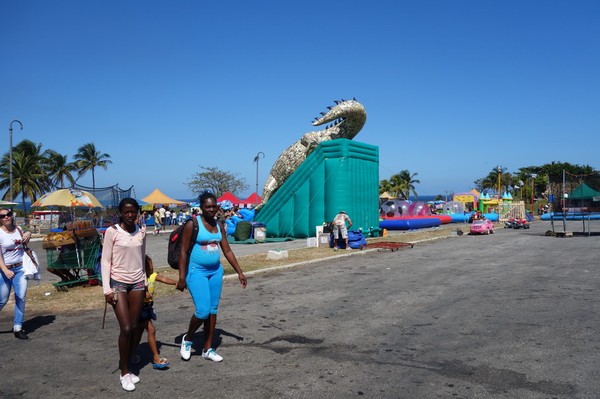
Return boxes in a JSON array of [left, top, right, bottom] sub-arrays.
[[141, 189, 187, 205], [568, 183, 600, 200], [217, 192, 242, 204], [243, 192, 262, 205]]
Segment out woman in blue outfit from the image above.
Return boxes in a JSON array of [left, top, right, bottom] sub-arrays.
[[176, 192, 247, 362]]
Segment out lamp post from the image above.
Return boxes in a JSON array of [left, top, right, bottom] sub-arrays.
[[531, 173, 537, 214], [253, 151, 265, 195], [8, 120, 23, 202], [496, 165, 502, 200]]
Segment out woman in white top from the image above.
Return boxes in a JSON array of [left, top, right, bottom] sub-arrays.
[[0, 208, 32, 339]]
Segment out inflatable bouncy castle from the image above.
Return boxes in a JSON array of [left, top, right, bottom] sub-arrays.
[[379, 199, 451, 230]]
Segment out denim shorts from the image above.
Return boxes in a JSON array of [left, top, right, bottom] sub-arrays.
[[110, 278, 145, 293]]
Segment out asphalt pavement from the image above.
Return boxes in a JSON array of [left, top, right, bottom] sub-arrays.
[[2, 220, 600, 398]]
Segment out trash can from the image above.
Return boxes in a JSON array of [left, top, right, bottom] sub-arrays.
[[251, 222, 267, 242]]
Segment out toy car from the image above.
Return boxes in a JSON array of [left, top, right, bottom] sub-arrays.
[[470, 219, 494, 235]]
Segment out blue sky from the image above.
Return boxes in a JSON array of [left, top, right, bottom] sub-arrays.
[[2, 1, 599, 201]]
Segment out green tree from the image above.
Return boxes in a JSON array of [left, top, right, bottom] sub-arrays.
[[45, 150, 77, 189], [187, 166, 248, 198], [74, 143, 112, 192], [380, 170, 420, 199], [0, 140, 49, 212], [378, 179, 393, 195], [474, 167, 512, 196]]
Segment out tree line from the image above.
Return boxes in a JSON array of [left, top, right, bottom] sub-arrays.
[[0, 140, 112, 212], [379, 162, 600, 202], [473, 162, 600, 202]]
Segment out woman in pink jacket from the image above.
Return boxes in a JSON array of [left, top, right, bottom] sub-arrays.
[[101, 198, 146, 392]]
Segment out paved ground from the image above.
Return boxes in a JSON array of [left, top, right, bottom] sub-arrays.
[[2, 221, 600, 398]]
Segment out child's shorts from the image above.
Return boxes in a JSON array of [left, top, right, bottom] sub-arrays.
[[140, 302, 157, 321]]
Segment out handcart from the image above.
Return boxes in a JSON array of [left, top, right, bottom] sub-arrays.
[[43, 228, 102, 291]]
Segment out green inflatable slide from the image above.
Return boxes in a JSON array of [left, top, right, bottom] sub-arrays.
[[255, 139, 379, 238]]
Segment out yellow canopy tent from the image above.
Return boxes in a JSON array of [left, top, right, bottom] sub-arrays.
[[141, 189, 187, 206]]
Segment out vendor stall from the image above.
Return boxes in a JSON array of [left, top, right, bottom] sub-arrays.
[[33, 189, 104, 291], [43, 221, 101, 291]]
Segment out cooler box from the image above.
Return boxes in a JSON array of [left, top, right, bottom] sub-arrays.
[[252, 222, 267, 242], [318, 233, 330, 248]]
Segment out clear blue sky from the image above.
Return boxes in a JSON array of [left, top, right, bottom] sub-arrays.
[[2, 1, 599, 201]]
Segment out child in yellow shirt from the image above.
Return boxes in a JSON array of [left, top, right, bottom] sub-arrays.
[[135, 255, 177, 369]]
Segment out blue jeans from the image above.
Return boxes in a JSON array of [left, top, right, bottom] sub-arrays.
[[186, 263, 224, 320], [0, 265, 27, 330]]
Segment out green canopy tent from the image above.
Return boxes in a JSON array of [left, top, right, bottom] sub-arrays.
[[568, 183, 600, 200], [566, 183, 600, 212]]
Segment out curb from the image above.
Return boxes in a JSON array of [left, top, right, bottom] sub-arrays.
[[223, 233, 455, 281]]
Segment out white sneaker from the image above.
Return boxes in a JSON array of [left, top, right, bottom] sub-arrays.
[[180, 334, 192, 360], [120, 374, 135, 392], [201, 348, 223, 362], [128, 373, 140, 384]]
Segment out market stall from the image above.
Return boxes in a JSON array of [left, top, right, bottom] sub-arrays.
[[43, 222, 101, 290], [32, 189, 104, 291]]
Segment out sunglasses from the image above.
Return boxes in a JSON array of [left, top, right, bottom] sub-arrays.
[[0, 212, 13, 219]]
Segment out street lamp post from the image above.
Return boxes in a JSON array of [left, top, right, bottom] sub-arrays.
[[531, 173, 537, 215], [496, 165, 502, 200], [8, 120, 23, 202], [253, 152, 265, 195]]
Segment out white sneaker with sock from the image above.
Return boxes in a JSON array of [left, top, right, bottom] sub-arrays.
[[201, 348, 223, 362], [180, 334, 192, 360], [120, 374, 135, 392]]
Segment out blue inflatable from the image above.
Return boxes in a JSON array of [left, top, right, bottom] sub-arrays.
[[379, 217, 441, 230], [224, 208, 256, 235]]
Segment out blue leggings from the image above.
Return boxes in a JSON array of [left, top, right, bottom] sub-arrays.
[[186, 263, 224, 320]]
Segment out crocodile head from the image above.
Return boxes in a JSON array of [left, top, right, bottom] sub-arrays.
[[311, 98, 367, 139]]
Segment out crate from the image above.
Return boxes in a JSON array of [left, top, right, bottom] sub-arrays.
[[306, 237, 318, 247], [42, 231, 77, 249]]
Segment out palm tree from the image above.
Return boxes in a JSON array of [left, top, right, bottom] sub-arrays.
[[74, 143, 112, 192], [379, 179, 393, 195], [389, 170, 420, 199], [45, 150, 77, 189], [0, 140, 50, 209], [0, 151, 47, 212]]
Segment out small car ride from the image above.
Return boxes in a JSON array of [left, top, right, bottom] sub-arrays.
[[470, 219, 494, 235]]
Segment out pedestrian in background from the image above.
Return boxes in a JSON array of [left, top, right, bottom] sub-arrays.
[[153, 207, 161, 235]]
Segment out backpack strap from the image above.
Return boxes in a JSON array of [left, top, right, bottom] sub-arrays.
[[187, 217, 199, 258]]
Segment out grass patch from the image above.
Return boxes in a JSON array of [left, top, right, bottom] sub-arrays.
[[20, 225, 458, 314]]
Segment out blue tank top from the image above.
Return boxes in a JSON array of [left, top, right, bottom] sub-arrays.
[[189, 218, 222, 269]]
